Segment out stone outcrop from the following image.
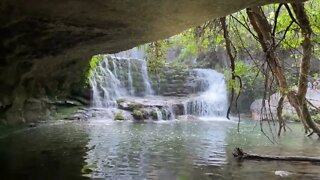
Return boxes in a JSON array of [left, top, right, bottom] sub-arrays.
[[250, 89, 320, 121], [0, 0, 303, 124], [151, 63, 192, 96], [116, 97, 188, 121]]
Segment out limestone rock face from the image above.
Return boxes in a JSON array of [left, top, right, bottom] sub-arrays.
[[0, 0, 302, 123], [250, 90, 320, 121]]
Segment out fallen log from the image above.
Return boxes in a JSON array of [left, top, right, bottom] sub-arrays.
[[233, 148, 320, 162]]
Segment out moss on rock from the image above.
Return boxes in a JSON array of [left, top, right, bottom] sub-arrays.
[[128, 103, 144, 111], [150, 110, 158, 120], [114, 111, 125, 121], [116, 98, 126, 104], [132, 109, 148, 120]]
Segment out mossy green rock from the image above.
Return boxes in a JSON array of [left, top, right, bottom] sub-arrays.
[[150, 110, 158, 120], [114, 112, 125, 121], [128, 103, 144, 111], [116, 98, 126, 104], [132, 109, 148, 120]]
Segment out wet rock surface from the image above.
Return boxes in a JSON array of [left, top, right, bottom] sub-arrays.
[[115, 96, 190, 121]]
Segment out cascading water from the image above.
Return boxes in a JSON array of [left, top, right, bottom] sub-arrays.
[[89, 55, 154, 108], [127, 59, 134, 95], [185, 69, 228, 117], [89, 57, 126, 107], [140, 60, 154, 95], [89, 50, 228, 120], [156, 109, 163, 121]]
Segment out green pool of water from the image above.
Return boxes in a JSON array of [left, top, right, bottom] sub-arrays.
[[0, 119, 319, 179]]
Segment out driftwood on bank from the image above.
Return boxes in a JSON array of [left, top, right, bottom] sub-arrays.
[[233, 148, 320, 162]]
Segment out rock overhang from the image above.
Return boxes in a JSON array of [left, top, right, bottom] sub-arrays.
[[0, 0, 306, 123]]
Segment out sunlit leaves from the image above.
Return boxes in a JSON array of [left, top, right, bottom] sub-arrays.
[[85, 54, 104, 85], [145, 40, 171, 74]]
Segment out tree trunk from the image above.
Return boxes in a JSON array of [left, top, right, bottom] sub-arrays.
[[233, 148, 320, 162], [291, 3, 320, 136], [246, 4, 320, 137]]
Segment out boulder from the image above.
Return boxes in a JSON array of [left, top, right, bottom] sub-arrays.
[[250, 89, 320, 121], [114, 111, 125, 121], [118, 101, 144, 111], [132, 109, 149, 120]]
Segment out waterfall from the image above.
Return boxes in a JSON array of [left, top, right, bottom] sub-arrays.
[[185, 69, 228, 117], [112, 60, 118, 77], [89, 55, 154, 108], [89, 51, 228, 119], [155, 108, 163, 121], [168, 104, 175, 120], [140, 60, 154, 95], [127, 59, 134, 95], [89, 57, 126, 107]]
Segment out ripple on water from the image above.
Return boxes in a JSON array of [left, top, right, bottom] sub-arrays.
[[0, 119, 320, 179]]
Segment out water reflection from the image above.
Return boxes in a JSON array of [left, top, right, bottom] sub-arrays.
[[0, 122, 89, 179], [83, 119, 320, 180], [84, 119, 232, 179], [0, 119, 319, 179]]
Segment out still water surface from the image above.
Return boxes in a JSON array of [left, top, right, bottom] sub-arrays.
[[0, 118, 319, 179]]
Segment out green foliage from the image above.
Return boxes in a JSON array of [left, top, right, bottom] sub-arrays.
[[145, 22, 224, 69], [306, 0, 320, 56], [175, 30, 199, 61], [312, 113, 320, 123], [145, 40, 171, 74], [173, 24, 224, 63], [85, 54, 104, 86], [224, 61, 264, 98]]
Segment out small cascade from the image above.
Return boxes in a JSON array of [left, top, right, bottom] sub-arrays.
[[140, 60, 154, 95], [183, 102, 188, 115], [112, 59, 118, 77], [185, 69, 228, 117], [127, 59, 134, 95], [167, 104, 175, 120], [158, 104, 175, 120], [155, 108, 163, 121]]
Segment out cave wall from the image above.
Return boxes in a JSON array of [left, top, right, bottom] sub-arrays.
[[0, 0, 303, 124]]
